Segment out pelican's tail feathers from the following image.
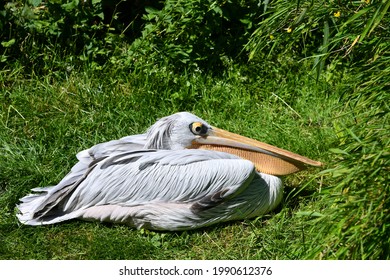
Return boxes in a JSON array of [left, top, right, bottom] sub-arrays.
[[16, 160, 91, 226], [16, 184, 77, 225], [17, 205, 82, 226]]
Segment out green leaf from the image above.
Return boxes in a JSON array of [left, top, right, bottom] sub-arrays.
[[341, 7, 372, 30], [359, 4, 382, 42], [145, 6, 159, 14], [29, 0, 42, 7], [96, 12, 104, 20], [315, 20, 329, 81], [1, 39, 16, 48], [212, 6, 223, 16], [61, 0, 79, 12]]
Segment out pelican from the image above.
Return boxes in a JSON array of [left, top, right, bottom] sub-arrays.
[[17, 112, 322, 231]]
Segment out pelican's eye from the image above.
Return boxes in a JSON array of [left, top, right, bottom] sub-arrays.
[[190, 122, 208, 135]]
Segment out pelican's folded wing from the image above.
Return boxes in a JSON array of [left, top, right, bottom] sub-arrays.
[[65, 149, 256, 210], [17, 149, 256, 230]]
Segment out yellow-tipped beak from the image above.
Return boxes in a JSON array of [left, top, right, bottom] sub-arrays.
[[191, 127, 322, 176]]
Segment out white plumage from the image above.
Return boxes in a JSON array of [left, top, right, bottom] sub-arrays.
[[17, 112, 320, 230]]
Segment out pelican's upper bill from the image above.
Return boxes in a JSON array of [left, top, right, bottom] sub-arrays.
[[189, 126, 322, 176]]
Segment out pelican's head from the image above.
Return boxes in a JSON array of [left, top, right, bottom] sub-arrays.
[[144, 112, 322, 175], [144, 112, 212, 150]]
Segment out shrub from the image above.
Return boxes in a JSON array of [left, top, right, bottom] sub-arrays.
[[1, 0, 263, 74], [0, 0, 134, 73], [126, 0, 260, 71]]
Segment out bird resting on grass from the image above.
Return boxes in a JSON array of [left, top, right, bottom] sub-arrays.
[[17, 112, 322, 230]]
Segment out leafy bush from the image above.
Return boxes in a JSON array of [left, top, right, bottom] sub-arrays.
[[0, 0, 137, 73], [126, 0, 260, 71], [0, 0, 263, 73]]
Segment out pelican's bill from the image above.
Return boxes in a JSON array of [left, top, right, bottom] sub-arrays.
[[191, 127, 323, 176]]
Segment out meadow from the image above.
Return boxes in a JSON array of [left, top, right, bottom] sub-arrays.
[[0, 0, 389, 259]]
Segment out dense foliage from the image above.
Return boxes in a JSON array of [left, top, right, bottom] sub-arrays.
[[1, 0, 389, 259]]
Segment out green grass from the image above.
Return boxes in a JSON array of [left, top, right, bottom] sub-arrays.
[[0, 60, 352, 260]]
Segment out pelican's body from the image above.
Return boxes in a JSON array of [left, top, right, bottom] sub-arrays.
[[17, 112, 321, 230]]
